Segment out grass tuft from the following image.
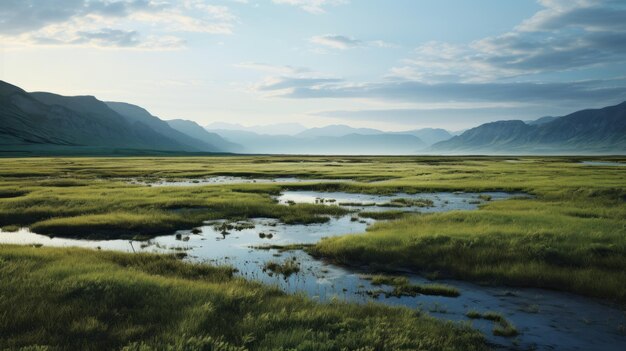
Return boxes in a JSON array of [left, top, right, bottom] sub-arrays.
[[0, 245, 487, 350]]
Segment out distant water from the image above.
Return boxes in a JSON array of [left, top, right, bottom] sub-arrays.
[[580, 161, 625, 167], [128, 176, 354, 187]]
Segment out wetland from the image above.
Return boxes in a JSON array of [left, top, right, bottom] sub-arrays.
[[0, 156, 625, 350]]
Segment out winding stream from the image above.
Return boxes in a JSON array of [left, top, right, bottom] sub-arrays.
[[1, 190, 624, 350]]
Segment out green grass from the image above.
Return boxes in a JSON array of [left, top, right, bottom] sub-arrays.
[[358, 210, 406, 220], [0, 245, 486, 351], [378, 198, 434, 208], [365, 274, 460, 298], [262, 258, 301, 278], [465, 311, 518, 337]]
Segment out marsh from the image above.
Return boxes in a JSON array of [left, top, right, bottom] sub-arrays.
[[0, 156, 625, 350]]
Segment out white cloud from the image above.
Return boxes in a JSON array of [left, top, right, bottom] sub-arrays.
[[310, 34, 396, 50], [310, 34, 361, 49], [235, 62, 310, 75], [0, 0, 237, 49], [272, 0, 348, 14], [390, 0, 626, 83]]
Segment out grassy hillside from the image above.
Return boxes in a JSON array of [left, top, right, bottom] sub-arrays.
[[0, 245, 485, 350]]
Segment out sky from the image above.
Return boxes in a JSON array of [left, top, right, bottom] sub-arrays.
[[1, 0, 626, 131]]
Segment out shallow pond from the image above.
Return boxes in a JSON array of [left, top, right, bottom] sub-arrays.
[[129, 176, 355, 187], [277, 190, 520, 213], [1, 191, 624, 351], [580, 161, 625, 167]]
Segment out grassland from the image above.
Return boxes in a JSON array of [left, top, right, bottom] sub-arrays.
[[0, 245, 485, 350], [364, 274, 460, 298], [0, 156, 625, 305], [0, 157, 356, 238]]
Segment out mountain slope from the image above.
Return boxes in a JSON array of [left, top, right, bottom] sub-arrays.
[[0, 80, 225, 154], [105, 102, 220, 152], [167, 119, 242, 152], [1, 82, 166, 150], [432, 102, 626, 154], [30, 92, 195, 151]]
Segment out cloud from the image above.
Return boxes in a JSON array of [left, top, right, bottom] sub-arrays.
[[235, 62, 310, 75], [313, 105, 582, 127], [310, 34, 362, 49], [272, 0, 347, 14], [40, 28, 142, 47], [240, 0, 626, 127], [31, 28, 186, 49], [0, 0, 164, 35], [258, 77, 343, 91], [0, 0, 236, 49], [390, 0, 626, 82], [310, 34, 397, 51], [259, 76, 626, 105]]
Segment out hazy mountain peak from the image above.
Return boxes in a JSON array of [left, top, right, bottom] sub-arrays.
[[297, 124, 382, 138], [167, 119, 242, 153], [398, 128, 453, 145], [205, 122, 307, 135], [105, 101, 155, 120]]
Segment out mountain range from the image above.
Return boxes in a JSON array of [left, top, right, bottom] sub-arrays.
[[205, 125, 453, 155], [433, 102, 626, 154], [0, 80, 238, 154], [1, 80, 624, 155], [205, 122, 307, 135]]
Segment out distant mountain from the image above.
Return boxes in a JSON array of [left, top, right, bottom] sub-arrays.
[[450, 129, 468, 136], [0, 80, 230, 154], [297, 124, 382, 138], [394, 128, 453, 145], [205, 122, 307, 135], [206, 128, 426, 155], [432, 102, 626, 154], [166, 119, 242, 152], [105, 101, 222, 152]]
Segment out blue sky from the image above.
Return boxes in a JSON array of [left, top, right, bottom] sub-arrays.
[[1, 0, 625, 130]]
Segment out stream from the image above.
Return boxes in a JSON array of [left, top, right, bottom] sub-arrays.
[[1, 190, 624, 350]]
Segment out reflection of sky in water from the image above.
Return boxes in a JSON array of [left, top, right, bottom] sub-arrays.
[[129, 176, 355, 187], [1, 191, 624, 350], [277, 191, 523, 213]]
